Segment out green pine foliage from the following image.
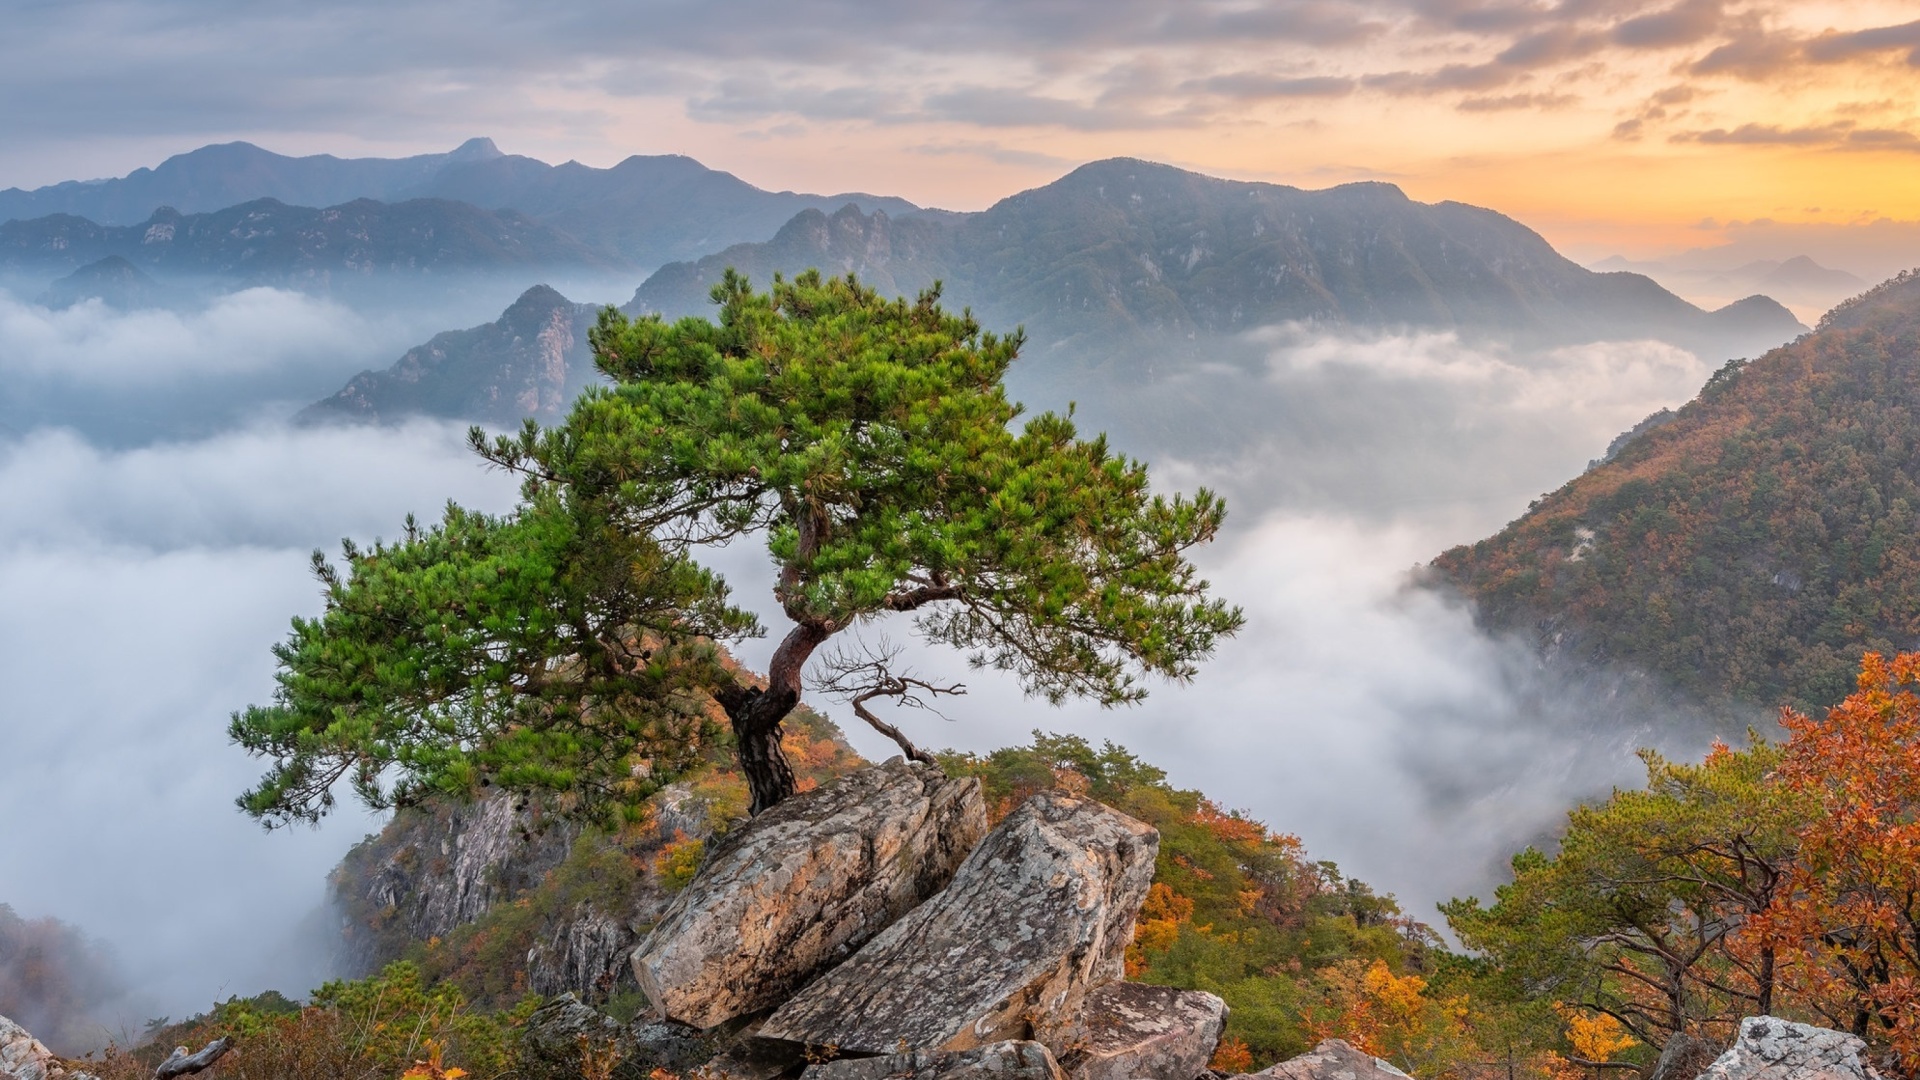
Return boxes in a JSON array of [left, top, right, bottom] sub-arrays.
[[232, 493, 756, 827]]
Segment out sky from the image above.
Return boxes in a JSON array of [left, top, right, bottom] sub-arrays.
[[3, 0, 1919, 260]]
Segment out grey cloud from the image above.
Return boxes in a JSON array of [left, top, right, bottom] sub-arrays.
[[920, 86, 1204, 132], [1363, 62, 1517, 94], [1185, 73, 1359, 99], [1611, 0, 1723, 48], [1496, 25, 1607, 66], [1674, 121, 1920, 152], [686, 79, 908, 124], [1804, 19, 1920, 65], [1687, 30, 1805, 78], [1458, 91, 1577, 110]]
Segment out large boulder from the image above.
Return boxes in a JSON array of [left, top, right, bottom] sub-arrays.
[[1238, 1039, 1411, 1080], [0, 1014, 94, 1080], [760, 792, 1160, 1054], [804, 1041, 1067, 1080], [1697, 1017, 1884, 1080], [633, 758, 988, 1028], [1039, 982, 1228, 1080]]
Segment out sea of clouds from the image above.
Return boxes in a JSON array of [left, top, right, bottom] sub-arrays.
[[0, 288, 1744, 1047]]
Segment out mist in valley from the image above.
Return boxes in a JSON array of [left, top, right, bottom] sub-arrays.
[[0, 278, 1764, 1049]]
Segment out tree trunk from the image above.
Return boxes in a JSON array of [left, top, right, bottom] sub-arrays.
[[1758, 946, 1775, 1016], [719, 621, 830, 816], [726, 686, 800, 816]]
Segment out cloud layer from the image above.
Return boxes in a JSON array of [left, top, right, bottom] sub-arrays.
[[0, 420, 519, 1035]]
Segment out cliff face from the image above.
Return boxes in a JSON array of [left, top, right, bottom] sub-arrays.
[[329, 710, 865, 1006], [330, 795, 582, 980], [299, 284, 599, 427]]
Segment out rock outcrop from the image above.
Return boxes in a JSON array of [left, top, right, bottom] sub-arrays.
[[1040, 982, 1227, 1080], [633, 759, 989, 1028], [332, 792, 581, 977], [760, 791, 1159, 1054], [1697, 1017, 1884, 1080], [519, 994, 711, 1080], [1236, 1039, 1411, 1080], [804, 1041, 1067, 1080], [0, 1014, 94, 1080], [1649, 1032, 1724, 1080]]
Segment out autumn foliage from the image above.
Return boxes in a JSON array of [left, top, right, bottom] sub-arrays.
[[1453, 651, 1920, 1077], [1758, 652, 1920, 1067]]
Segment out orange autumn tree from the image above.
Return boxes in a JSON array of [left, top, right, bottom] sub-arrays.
[[1306, 958, 1474, 1076], [1763, 651, 1920, 1065]]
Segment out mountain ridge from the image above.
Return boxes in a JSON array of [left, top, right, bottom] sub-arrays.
[[1430, 269, 1920, 713], [0, 139, 921, 271], [629, 158, 1803, 362], [0, 196, 624, 286]]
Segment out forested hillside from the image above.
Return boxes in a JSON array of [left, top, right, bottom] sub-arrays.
[[1433, 271, 1920, 713]]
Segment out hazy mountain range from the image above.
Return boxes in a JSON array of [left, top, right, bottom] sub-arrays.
[[0, 138, 917, 270], [297, 157, 1807, 434], [630, 159, 1802, 360], [1591, 252, 1868, 324], [0, 198, 620, 287]]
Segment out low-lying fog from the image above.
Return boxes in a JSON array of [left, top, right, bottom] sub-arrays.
[[0, 284, 1744, 1049]]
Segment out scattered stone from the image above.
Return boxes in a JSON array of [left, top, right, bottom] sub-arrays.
[[761, 792, 1159, 1054], [1040, 982, 1228, 1080], [1238, 1039, 1410, 1080], [1649, 1032, 1724, 1080], [519, 993, 711, 1080], [0, 1014, 95, 1080], [803, 1040, 1067, 1080], [1697, 1017, 1884, 1080], [633, 759, 987, 1029]]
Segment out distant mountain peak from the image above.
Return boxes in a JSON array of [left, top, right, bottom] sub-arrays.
[[449, 137, 503, 162]]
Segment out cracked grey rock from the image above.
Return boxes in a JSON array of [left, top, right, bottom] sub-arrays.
[[803, 1040, 1068, 1080], [633, 759, 988, 1029], [0, 1014, 95, 1080], [1040, 982, 1227, 1080], [1697, 1017, 1883, 1080], [761, 792, 1159, 1054]]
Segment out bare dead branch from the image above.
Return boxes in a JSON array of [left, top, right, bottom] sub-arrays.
[[155, 1037, 233, 1080], [810, 639, 964, 766]]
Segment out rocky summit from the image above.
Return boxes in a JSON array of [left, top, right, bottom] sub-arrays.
[[632, 758, 988, 1028], [759, 790, 1159, 1054]]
